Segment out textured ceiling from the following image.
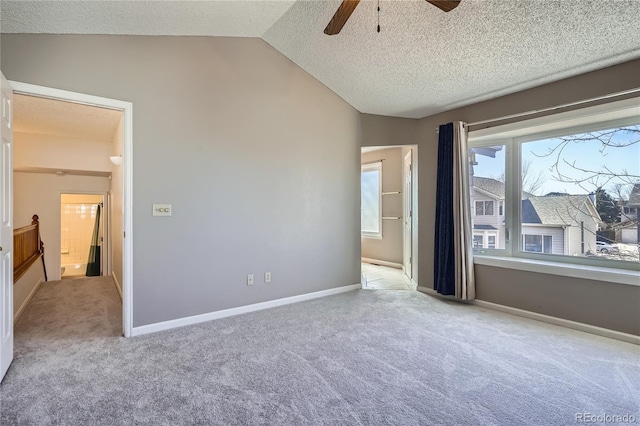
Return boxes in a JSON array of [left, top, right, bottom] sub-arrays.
[[0, 0, 297, 37], [14, 94, 122, 142], [2, 0, 640, 119]]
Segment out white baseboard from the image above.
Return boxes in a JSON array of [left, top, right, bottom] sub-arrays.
[[417, 286, 639, 345], [112, 274, 123, 301], [14, 277, 44, 323], [361, 257, 402, 269], [131, 283, 362, 337], [471, 299, 640, 345]]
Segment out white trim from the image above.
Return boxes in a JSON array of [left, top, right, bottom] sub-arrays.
[[361, 257, 403, 269], [112, 274, 123, 301], [131, 283, 362, 337], [13, 277, 44, 323], [474, 255, 639, 286], [417, 286, 639, 345], [10, 81, 134, 338], [410, 279, 418, 290], [471, 299, 639, 345]]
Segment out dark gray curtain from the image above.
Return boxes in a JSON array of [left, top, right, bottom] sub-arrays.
[[434, 123, 455, 295], [86, 204, 101, 276], [433, 122, 475, 299]]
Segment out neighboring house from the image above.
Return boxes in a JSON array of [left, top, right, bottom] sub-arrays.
[[471, 178, 601, 255], [470, 177, 507, 250], [619, 183, 640, 224], [521, 194, 600, 255], [617, 184, 640, 244]]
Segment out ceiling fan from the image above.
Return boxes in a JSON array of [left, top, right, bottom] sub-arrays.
[[324, 0, 461, 35]]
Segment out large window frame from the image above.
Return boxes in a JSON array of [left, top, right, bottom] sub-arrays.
[[468, 97, 640, 276], [361, 161, 382, 239]]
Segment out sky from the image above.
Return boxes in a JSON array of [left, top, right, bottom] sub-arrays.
[[473, 126, 640, 198]]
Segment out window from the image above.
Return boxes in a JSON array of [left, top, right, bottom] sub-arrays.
[[469, 144, 506, 252], [523, 234, 552, 254], [468, 97, 640, 271], [361, 162, 382, 238], [475, 200, 494, 216]]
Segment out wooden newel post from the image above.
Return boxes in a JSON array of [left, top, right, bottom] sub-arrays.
[[32, 214, 48, 281]]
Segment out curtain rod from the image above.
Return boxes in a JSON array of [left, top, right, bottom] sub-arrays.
[[435, 87, 640, 132], [467, 87, 640, 128]]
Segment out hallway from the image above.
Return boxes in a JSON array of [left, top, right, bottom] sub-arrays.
[[14, 276, 122, 357], [361, 263, 414, 290]]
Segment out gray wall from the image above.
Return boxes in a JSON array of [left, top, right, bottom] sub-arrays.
[[361, 147, 403, 264], [2, 35, 361, 327], [475, 265, 640, 336], [362, 59, 640, 335]]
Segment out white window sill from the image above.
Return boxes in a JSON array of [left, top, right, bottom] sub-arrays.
[[473, 255, 639, 287], [362, 234, 382, 240]]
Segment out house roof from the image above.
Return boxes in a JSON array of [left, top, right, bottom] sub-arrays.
[[473, 224, 497, 230], [627, 184, 640, 206], [522, 195, 600, 226], [472, 176, 534, 200], [1, 0, 639, 119], [472, 177, 506, 198]]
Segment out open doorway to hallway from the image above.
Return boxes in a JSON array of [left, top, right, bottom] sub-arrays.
[[361, 145, 418, 290], [11, 92, 125, 338]]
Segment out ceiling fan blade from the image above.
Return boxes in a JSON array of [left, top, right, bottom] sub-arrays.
[[324, 0, 361, 35], [426, 0, 461, 12]]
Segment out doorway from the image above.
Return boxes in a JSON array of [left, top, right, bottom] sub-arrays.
[[360, 145, 418, 290], [60, 193, 107, 279], [8, 81, 133, 338]]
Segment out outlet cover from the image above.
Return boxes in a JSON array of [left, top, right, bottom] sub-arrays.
[[153, 204, 172, 217]]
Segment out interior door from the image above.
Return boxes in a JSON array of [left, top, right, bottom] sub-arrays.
[[403, 151, 412, 280], [0, 72, 14, 382]]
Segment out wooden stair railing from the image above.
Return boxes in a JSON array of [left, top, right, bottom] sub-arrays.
[[13, 215, 46, 283]]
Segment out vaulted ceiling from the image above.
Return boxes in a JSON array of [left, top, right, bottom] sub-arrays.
[[2, 0, 639, 118]]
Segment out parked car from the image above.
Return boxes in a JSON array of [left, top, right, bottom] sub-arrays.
[[596, 241, 619, 254]]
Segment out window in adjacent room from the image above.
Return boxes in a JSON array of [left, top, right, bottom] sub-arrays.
[[361, 162, 382, 238]]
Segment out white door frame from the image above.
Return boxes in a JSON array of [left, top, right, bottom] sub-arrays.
[[10, 81, 134, 338], [403, 150, 413, 280]]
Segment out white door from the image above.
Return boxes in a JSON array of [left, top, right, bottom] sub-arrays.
[[0, 72, 14, 382], [403, 151, 412, 280]]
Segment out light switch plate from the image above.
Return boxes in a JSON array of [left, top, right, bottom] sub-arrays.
[[153, 204, 172, 217]]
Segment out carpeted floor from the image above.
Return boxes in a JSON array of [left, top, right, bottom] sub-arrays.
[[1, 276, 638, 425]]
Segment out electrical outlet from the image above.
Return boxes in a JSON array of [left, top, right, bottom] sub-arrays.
[[247, 274, 254, 286], [264, 272, 271, 283]]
